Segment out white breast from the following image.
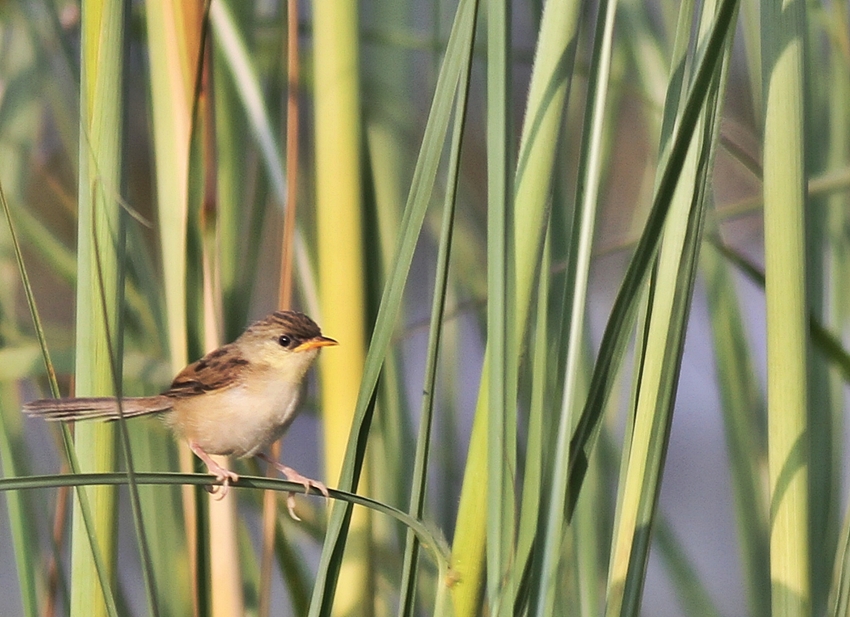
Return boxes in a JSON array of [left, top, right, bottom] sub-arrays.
[[165, 378, 303, 458]]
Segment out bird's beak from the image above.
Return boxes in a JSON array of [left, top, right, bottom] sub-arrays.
[[294, 336, 339, 352]]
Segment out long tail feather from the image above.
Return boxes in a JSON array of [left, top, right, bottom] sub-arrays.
[[23, 396, 173, 421]]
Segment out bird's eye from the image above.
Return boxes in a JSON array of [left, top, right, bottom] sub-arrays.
[[278, 335, 292, 348]]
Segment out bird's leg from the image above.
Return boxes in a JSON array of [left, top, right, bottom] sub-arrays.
[[190, 442, 239, 499], [256, 452, 329, 520]]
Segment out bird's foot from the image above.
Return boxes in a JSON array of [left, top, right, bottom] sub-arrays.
[[204, 468, 240, 500], [257, 453, 329, 520], [190, 442, 239, 500]]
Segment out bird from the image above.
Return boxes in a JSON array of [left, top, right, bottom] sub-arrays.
[[23, 310, 337, 518]]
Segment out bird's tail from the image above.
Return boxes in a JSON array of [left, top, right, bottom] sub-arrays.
[[23, 396, 173, 422]]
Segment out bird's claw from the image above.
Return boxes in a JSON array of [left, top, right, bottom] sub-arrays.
[[256, 453, 329, 519], [190, 442, 239, 500], [280, 466, 329, 519], [205, 472, 238, 499], [204, 471, 239, 500]]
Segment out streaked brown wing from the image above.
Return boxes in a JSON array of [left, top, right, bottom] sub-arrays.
[[164, 343, 248, 398]]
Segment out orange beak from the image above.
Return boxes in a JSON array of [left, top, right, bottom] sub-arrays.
[[294, 336, 339, 352]]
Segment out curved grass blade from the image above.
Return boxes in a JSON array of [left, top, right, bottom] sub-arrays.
[[0, 472, 451, 567], [6, 206, 77, 286]]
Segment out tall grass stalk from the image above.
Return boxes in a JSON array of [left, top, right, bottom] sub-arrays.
[[190, 21, 248, 616], [309, 1, 479, 614], [146, 0, 203, 371], [259, 3, 303, 616], [761, 0, 811, 614], [362, 0, 414, 612], [313, 0, 371, 614], [484, 0, 515, 613], [70, 2, 128, 615], [144, 2, 205, 615], [825, 4, 850, 614]]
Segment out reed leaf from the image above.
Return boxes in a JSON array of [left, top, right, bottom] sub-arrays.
[[532, 0, 616, 613], [397, 28, 471, 616], [453, 0, 582, 611], [566, 0, 739, 520]]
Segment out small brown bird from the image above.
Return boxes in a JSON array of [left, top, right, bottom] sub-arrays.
[[23, 310, 337, 517]]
